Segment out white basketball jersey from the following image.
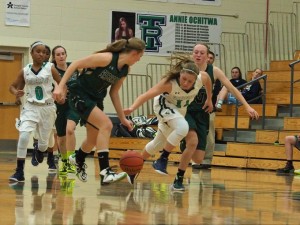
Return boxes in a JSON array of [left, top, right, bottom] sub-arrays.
[[23, 62, 54, 104], [154, 72, 204, 116]]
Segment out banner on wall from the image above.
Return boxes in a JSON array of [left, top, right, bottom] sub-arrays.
[[111, 11, 222, 56], [5, 0, 30, 26], [135, 0, 221, 6]]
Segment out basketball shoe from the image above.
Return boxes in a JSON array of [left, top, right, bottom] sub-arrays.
[[171, 175, 185, 192], [294, 169, 300, 175], [9, 168, 25, 183], [69, 153, 88, 182], [47, 154, 57, 173], [100, 166, 127, 184], [31, 142, 39, 166], [59, 159, 68, 176], [152, 157, 168, 175], [276, 165, 294, 175]]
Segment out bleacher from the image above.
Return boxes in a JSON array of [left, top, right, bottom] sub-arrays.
[[213, 52, 300, 170]]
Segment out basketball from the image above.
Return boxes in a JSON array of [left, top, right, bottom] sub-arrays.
[[119, 150, 144, 175]]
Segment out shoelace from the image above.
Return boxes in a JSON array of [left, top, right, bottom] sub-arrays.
[[106, 165, 118, 174], [77, 163, 87, 172]]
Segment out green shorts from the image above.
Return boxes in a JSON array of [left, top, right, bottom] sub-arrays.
[[68, 81, 104, 125], [184, 110, 210, 150], [55, 101, 80, 137]]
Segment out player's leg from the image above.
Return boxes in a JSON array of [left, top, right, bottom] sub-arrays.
[[276, 135, 297, 174]]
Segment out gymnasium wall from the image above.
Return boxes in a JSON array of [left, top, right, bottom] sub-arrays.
[[0, 0, 295, 148]]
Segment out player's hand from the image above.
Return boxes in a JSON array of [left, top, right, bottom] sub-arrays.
[[53, 86, 65, 103], [15, 96, 22, 106], [15, 89, 25, 98], [123, 107, 134, 116], [247, 107, 259, 120], [202, 99, 213, 113], [121, 118, 134, 131]]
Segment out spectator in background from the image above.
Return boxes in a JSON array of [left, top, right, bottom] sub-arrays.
[[115, 17, 133, 41], [215, 66, 247, 111], [216, 68, 263, 111]]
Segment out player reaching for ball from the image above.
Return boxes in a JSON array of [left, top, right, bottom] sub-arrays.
[[53, 38, 146, 184], [123, 56, 213, 184]]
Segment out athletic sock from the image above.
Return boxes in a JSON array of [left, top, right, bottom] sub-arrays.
[[286, 160, 293, 168], [76, 148, 88, 163], [97, 150, 109, 171], [17, 159, 25, 171], [61, 152, 68, 161], [216, 99, 223, 108], [176, 169, 185, 177], [160, 149, 170, 160]]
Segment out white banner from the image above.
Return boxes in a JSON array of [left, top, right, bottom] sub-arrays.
[[135, 0, 221, 6], [134, 12, 222, 56], [5, 0, 30, 27]]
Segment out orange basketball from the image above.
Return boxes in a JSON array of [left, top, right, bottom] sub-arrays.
[[119, 150, 144, 175]]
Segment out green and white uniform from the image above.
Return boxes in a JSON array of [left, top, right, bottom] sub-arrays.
[[68, 53, 129, 120], [185, 64, 214, 150], [55, 62, 80, 137], [16, 62, 56, 152]]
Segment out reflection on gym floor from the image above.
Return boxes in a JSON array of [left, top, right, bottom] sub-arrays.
[[2, 152, 300, 225]]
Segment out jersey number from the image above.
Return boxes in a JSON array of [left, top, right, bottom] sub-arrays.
[[194, 91, 206, 104], [35, 86, 43, 100], [176, 99, 190, 108]]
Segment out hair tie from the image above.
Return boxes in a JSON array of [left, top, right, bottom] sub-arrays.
[[30, 41, 45, 51], [181, 68, 198, 76]]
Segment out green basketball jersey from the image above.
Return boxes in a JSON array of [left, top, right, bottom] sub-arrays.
[[77, 52, 129, 99], [187, 64, 214, 111]]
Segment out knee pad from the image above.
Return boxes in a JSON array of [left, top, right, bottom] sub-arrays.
[[38, 142, 48, 152], [166, 118, 189, 146], [17, 131, 31, 158], [145, 130, 166, 155]]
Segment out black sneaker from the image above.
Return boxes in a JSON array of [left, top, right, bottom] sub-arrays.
[[31, 142, 39, 166], [152, 158, 168, 175], [276, 166, 294, 175], [9, 169, 25, 183], [192, 164, 211, 170], [35, 149, 44, 164], [69, 153, 88, 182], [47, 154, 57, 174], [171, 175, 185, 192]]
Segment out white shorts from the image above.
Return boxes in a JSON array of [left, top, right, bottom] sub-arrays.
[[16, 102, 56, 147]]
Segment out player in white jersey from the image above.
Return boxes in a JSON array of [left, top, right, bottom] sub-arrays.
[[9, 41, 64, 183], [124, 57, 213, 184]]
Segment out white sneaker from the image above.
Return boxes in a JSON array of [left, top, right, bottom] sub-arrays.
[[69, 153, 88, 182], [100, 167, 127, 184]]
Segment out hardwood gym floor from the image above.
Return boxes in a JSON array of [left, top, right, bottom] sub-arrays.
[[1, 150, 300, 225]]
